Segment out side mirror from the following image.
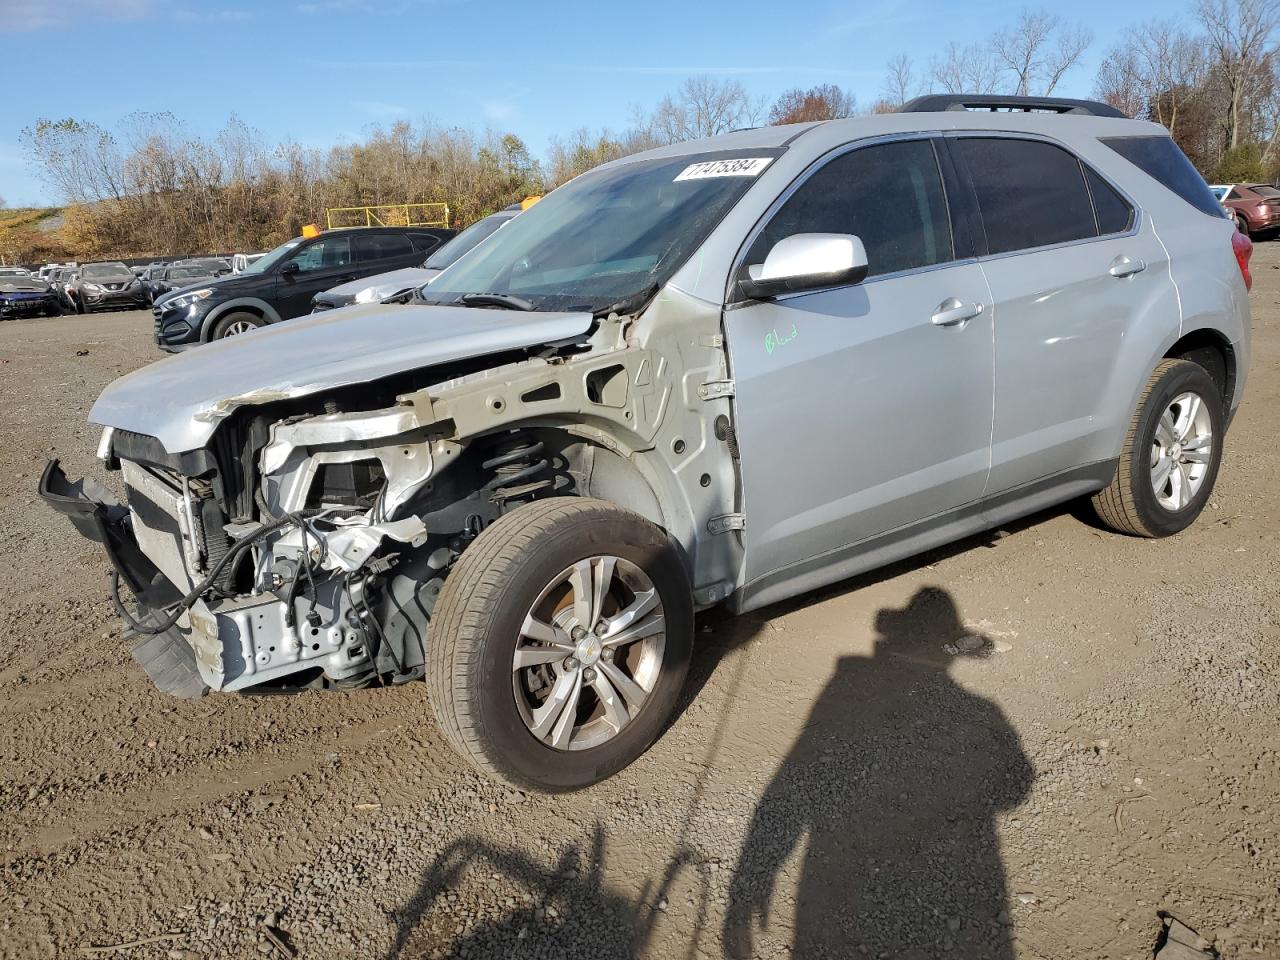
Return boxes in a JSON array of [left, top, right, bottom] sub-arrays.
[[740, 233, 868, 299], [279, 261, 299, 277]]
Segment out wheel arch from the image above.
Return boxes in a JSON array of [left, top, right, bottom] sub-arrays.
[[1163, 327, 1236, 411]]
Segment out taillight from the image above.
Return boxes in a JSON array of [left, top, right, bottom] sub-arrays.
[[1232, 229, 1253, 291]]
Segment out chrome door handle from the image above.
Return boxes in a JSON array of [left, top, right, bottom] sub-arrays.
[[931, 298, 984, 327], [1109, 255, 1147, 278]]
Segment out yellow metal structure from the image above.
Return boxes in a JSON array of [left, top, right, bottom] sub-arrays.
[[325, 203, 451, 230]]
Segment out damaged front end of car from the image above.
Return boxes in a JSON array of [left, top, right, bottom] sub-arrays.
[[38, 304, 605, 696], [42, 405, 483, 698]]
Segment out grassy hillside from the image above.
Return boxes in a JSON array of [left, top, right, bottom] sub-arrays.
[[0, 207, 67, 264]]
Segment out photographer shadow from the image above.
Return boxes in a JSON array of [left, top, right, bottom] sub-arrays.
[[724, 586, 1034, 959]]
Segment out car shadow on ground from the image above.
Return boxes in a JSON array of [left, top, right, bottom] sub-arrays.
[[384, 567, 1043, 958]]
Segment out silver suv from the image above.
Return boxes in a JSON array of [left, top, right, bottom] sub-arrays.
[[43, 95, 1251, 792]]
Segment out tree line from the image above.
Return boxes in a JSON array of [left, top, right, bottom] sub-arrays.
[[10, 0, 1278, 264]]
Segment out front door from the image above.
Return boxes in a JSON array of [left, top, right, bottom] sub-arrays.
[[277, 233, 359, 319], [726, 137, 995, 592]]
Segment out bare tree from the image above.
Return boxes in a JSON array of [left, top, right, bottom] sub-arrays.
[[648, 76, 763, 143], [881, 53, 919, 108], [1139, 22, 1207, 137], [1094, 44, 1146, 117], [1197, 0, 1280, 150], [767, 84, 857, 124], [930, 41, 1003, 94], [994, 10, 1092, 95]]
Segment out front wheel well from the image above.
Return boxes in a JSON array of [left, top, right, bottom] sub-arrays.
[[1164, 329, 1235, 410]]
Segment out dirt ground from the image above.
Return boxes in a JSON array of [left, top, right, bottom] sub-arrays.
[[1, 247, 1278, 960]]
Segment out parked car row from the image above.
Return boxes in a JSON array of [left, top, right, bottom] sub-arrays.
[[310, 205, 525, 312], [151, 226, 453, 349]]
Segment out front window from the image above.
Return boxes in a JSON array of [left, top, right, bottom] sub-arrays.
[[422, 151, 781, 313], [289, 236, 353, 273], [745, 139, 953, 278], [241, 238, 303, 274]]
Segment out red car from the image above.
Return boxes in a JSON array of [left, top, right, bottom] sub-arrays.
[[1211, 182, 1280, 238]]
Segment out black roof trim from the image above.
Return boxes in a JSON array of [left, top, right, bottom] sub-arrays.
[[899, 94, 1126, 119]]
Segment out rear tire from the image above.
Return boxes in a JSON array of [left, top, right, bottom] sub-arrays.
[[1092, 359, 1224, 537], [1236, 214, 1252, 238], [427, 497, 693, 793], [210, 311, 264, 339]]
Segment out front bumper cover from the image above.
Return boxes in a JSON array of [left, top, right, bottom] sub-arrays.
[[39, 460, 208, 698]]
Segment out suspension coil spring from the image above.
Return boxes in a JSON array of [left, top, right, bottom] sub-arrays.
[[483, 439, 552, 504]]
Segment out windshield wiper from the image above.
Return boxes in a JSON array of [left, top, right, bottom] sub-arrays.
[[456, 293, 535, 311], [595, 282, 659, 319]]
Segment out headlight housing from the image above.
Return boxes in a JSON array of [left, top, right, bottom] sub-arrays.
[[165, 288, 214, 310], [82, 283, 103, 293], [353, 287, 379, 304]]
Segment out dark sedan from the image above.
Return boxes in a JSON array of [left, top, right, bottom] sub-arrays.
[[0, 274, 61, 319]]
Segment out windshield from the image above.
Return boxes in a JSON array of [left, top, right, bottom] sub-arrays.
[[82, 262, 132, 280], [241, 238, 303, 274], [169, 266, 209, 279], [0, 268, 28, 276], [422, 151, 779, 313], [424, 213, 513, 270]]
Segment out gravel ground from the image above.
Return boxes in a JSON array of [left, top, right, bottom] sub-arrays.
[[1, 248, 1279, 960]]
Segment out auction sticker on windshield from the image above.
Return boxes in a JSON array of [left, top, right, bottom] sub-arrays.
[[673, 157, 772, 181]]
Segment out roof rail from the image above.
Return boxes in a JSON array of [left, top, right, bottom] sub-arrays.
[[898, 94, 1126, 119]]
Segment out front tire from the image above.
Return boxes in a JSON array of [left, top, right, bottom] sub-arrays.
[[1093, 359, 1224, 537], [210, 311, 264, 339], [428, 497, 693, 792]]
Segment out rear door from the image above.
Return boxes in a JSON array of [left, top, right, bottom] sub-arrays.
[[727, 136, 995, 592], [352, 230, 421, 273], [949, 134, 1170, 494]]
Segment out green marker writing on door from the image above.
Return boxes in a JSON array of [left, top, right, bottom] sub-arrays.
[[765, 324, 799, 355]]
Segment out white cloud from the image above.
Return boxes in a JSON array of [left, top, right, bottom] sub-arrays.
[[0, 0, 155, 31], [0, 0, 253, 31], [354, 100, 410, 118]]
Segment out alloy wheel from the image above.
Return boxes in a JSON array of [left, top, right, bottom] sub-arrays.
[[222, 319, 257, 337], [512, 555, 666, 752], [1150, 390, 1213, 511]]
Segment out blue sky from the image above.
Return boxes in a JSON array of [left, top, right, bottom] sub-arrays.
[[1, 0, 1191, 206]]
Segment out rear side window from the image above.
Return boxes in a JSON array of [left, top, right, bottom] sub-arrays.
[[409, 232, 446, 253], [953, 138, 1096, 254], [1084, 166, 1135, 235], [352, 233, 414, 262], [1102, 136, 1223, 218], [747, 138, 953, 279]]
